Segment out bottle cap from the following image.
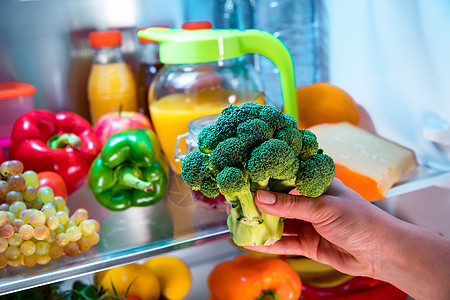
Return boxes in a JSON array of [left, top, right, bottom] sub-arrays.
[[0, 82, 36, 100], [138, 26, 169, 44], [182, 21, 212, 30], [89, 30, 122, 49]]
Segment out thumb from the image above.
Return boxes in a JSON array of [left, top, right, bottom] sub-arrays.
[[255, 189, 331, 223]]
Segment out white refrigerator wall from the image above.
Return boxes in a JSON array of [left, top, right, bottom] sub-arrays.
[[326, 0, 450, 170]]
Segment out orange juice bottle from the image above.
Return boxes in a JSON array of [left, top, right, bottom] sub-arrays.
[[88, 30, 137, 123]]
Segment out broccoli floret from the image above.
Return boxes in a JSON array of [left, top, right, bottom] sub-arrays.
[[274, 126, 303, 156], [200, 177, 220, 198], [284, 113, 298, 128], [181, 102, 335, 247], [180, 151, 211, 190], [295, 153, 336, 197], [216, 167, 250, 197], [234, 102, 261, 123], [299, 129, 319, 160], [237, 101, 262, 115], [214, 114, 238, 138], [221, 104, 238, 116], [181, 150, 220, 198], [209, 137, 247, 173], [214, 103, 261, 138], [237, 118, 274, 149], [259, 105, 297, 130], [197, 124, 223, 154], [248, 139, 299, 190]]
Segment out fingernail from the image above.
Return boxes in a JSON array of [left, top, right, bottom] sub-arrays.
[[257, 190, 277, 204]]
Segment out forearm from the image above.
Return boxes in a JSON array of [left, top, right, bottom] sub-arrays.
[[377, 218, 450, 300]]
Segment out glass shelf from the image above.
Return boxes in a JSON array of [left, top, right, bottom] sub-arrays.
[[0, 173, 229, 296], [1, 166, 449, 296]]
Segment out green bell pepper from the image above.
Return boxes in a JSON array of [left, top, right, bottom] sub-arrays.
[[88, 128, 169, 211]]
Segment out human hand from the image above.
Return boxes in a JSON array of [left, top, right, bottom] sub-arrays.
[[246, 178, 450, 300], [245, 178, 398, 279]]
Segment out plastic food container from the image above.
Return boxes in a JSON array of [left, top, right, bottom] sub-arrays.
[[0, 82, 36, 144]]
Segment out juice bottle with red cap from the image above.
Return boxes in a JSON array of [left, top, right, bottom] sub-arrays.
[[87, 30, 137, 123]]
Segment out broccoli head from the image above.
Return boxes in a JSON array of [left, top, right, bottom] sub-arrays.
[[181, 102, 335, 246]]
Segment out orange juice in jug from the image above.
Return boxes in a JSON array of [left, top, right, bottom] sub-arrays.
[[150, 89, 265, 173]]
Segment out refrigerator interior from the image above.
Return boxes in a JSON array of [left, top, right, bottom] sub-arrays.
[[0, 0, 449, 298]]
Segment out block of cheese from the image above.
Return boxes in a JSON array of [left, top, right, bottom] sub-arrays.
[[309, 122, 418, 200]]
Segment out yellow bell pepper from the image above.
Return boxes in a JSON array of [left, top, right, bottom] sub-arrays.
[[143, 256, 192, 300]]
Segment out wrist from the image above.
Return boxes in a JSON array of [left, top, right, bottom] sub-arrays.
[[376, 219, 450, 300]]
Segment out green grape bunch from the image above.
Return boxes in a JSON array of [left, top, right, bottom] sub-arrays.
[[0, 160, 101, 268]]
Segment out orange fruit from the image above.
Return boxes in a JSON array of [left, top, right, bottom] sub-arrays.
[[295, 82, 359, 128]]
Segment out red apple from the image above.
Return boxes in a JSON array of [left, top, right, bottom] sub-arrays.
[[94, 111, 153, 146]]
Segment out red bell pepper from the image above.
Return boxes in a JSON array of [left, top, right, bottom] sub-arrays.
[[301, 276, 384, 298], [38, 171, 68, 200], [301, 279, 408, 300], [10, 110, 101, 194]]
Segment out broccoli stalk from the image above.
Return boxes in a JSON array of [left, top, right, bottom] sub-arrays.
[[226, 195, 283, 246], [213, 167, 284, 246], [228, 206, 284, 246], [216, 167, 261, 222], [181, 102, 335, 247], [237, 191, 261, 222]]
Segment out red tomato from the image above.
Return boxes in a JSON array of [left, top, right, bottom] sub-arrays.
[[38, 171, 68, 199]]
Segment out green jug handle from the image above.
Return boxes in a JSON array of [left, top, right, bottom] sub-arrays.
[[235, 30, 298, 123], [138, 28, 299, 123]]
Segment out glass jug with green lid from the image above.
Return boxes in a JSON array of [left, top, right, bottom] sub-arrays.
[[137, 27, 298, 173]]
